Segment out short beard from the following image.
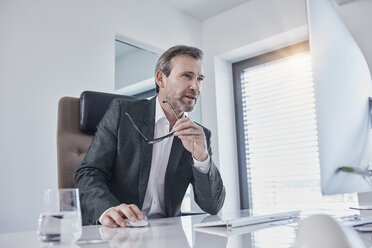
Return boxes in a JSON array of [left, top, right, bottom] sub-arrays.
[[166, 94, 197, 113]]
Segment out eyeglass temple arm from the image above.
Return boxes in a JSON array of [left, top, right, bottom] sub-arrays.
[[147, 131, 175, 145], [163, 100, 179, 120], [124, 113, 149, 142]]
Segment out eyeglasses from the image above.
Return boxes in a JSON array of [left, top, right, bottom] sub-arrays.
[[125, 100, 179, 145]]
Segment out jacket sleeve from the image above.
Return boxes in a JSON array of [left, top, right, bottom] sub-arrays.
[[191, 128, 226, 215], [75, 98, 121, 224]]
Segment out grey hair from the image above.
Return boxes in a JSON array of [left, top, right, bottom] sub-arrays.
[[155, 45, 203, 93]]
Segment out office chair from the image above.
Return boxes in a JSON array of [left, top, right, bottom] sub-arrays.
[[56, 91, 134, 188]]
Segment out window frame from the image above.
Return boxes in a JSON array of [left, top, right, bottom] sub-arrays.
[[232, 41, 310, 209]]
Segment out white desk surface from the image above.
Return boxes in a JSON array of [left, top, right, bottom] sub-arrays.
[[1, 210, 372, 248]]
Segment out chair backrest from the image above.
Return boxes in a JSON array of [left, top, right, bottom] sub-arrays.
[[57, 96, 93, 188], [57, 91, 135, 188]]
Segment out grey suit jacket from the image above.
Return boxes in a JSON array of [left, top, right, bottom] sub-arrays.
[[75, 97, 225, 225]]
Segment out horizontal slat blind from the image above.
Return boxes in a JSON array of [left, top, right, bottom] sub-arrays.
[[240, 51, 357, 219]]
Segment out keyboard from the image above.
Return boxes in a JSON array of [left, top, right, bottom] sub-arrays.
[[194, 210, 301, 228]]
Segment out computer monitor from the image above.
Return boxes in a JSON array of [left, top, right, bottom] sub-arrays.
[[306, 0, 372, 194]]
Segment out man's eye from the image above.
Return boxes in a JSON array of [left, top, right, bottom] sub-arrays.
[[183, 74, 191, 78], [197, 77, 204, 82]]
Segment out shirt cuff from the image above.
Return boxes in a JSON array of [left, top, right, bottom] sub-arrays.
[[99, 207, 114, 224], [192, 155, 211, 174]]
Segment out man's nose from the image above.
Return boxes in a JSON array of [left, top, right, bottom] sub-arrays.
[[190, 77, 201, 92]]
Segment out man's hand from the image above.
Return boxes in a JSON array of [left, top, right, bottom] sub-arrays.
[[101, 204, 145, 228], [174, 117, 208, 162]]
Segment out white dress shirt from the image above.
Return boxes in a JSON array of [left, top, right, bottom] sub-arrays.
[[99, 97, 210, 222]]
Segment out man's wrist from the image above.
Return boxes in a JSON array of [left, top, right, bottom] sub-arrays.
[[192, 155, 211, 174], [193, 151, 208, 162]]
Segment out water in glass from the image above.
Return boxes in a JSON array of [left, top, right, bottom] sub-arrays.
[[37, 188, 82, 245], [38, 211, 82, 244]]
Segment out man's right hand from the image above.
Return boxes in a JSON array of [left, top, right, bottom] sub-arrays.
[[100, 204, 146, 228]]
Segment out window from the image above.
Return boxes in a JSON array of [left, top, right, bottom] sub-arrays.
[[115, 40, 158, 98], [233, 41, 357, 215]]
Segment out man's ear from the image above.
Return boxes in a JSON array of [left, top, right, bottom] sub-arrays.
[[155, 70, 166, 89]]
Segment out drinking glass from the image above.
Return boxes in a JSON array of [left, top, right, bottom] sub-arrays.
[[37, 188, 82, 245]]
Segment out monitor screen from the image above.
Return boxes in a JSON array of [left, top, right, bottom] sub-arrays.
[[307, 0, 372, 194]]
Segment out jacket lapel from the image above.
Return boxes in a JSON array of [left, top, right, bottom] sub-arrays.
[[164, 136, 184, 216], [138, 97, 156, 208]]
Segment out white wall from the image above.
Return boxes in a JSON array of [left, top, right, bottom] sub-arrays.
[[200, 0, 372, 212], [0, 0, 200, 233]]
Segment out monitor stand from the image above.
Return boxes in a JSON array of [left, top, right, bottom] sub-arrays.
[[338, 166, 372, 178]]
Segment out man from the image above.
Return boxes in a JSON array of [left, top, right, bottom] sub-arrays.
[[75, 45, 225, 228]]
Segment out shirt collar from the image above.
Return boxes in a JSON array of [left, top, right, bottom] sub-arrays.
[[155, 96, 168, 124]]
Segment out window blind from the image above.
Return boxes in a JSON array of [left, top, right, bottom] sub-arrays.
[[240, 51, 358, 219]]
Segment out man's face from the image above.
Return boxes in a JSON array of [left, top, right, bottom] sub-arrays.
[[161, 55, 204, 113]]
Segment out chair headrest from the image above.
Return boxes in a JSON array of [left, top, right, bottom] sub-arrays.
[[79, 91, 136, 135]]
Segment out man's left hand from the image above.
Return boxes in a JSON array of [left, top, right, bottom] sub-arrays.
[[174, 117, 208, 162]]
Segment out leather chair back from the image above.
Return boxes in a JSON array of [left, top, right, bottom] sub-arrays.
[[57, 96, 93, 188], [57, 91, 135, 188]]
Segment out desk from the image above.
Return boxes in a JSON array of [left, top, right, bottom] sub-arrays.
[[1, 210, 372, 248]]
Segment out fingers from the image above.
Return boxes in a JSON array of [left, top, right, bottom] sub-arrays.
[[175, 117, 194, 130], [175, 128, 201, 136], [176, 134, 200, 140], [174, 118, 203, 135], [101, 213, 121, 228], [128, 204, 145, 221], [101, 204, 145, 228], [102, 208, 126, 228], [174, 116, 208, 162], [174, 126, 204, 139]]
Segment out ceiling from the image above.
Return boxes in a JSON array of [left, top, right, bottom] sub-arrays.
[[159, 0, 251, 21], [159, 0, 355, 21]]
